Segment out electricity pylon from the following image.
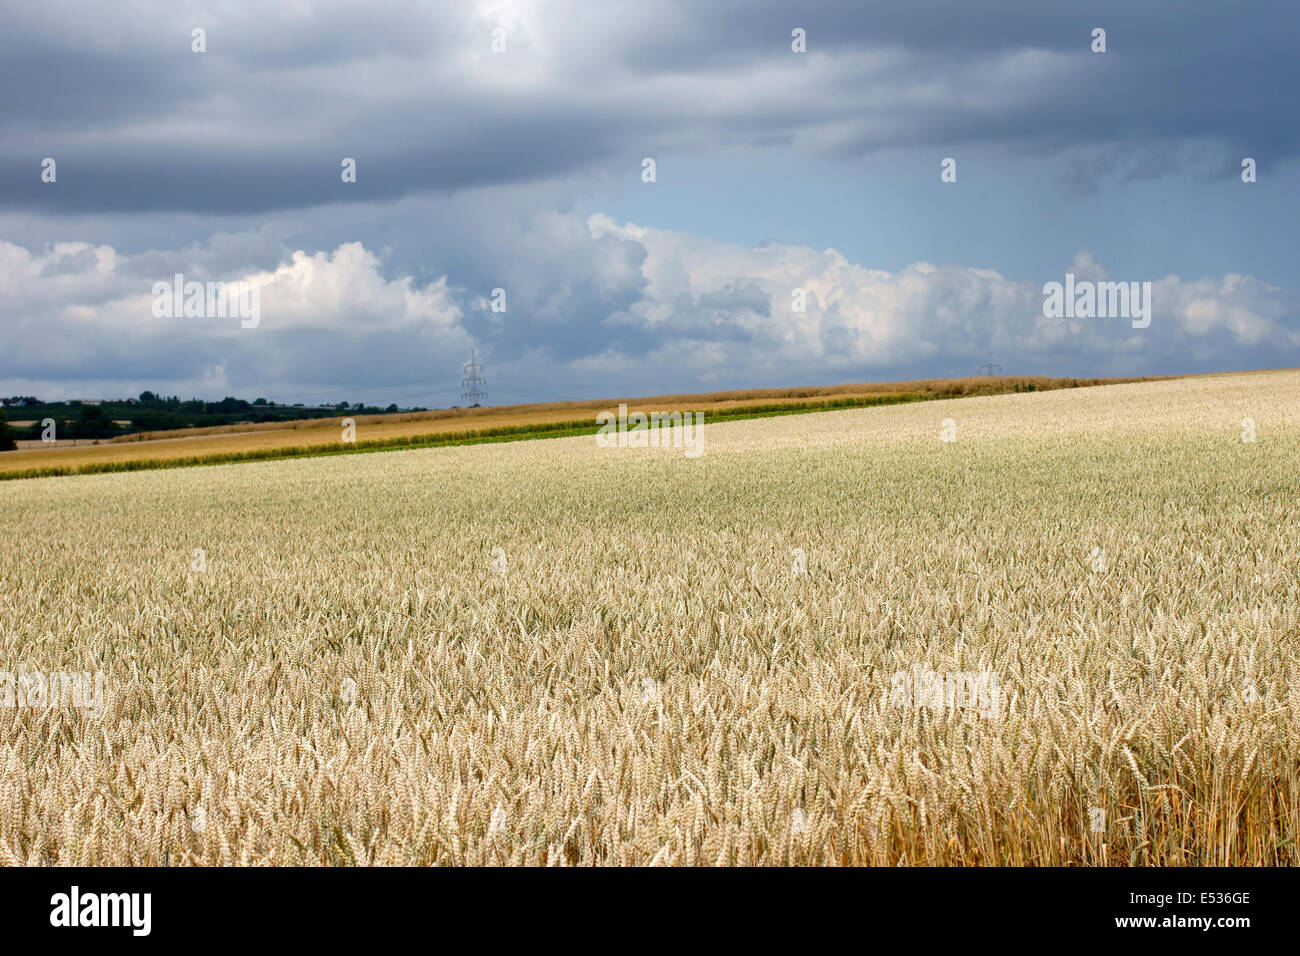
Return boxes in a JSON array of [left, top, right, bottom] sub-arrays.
[[461, 350, 487, 404]]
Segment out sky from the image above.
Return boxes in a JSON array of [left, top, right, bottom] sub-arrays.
[[1, 0, 1297, 406]]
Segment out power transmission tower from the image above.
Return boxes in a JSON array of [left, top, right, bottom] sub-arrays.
[[978, 351, 1002, 376], [461, 349, 487, 404]]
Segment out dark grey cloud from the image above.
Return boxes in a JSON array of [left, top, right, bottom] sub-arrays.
[[1, 2, 1297, 403], [2, 0, 1296, 213]]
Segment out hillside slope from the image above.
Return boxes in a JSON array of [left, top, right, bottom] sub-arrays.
[[1, 369, 1296, 864]]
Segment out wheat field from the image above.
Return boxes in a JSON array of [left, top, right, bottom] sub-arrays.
[[0, 375, 1149, 479], [1, 369, 1297, 865]]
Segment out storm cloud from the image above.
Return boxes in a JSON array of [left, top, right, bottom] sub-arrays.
[[1, 1, 1296, 401]]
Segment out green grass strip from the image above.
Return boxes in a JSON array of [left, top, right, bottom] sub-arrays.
[[0, 388, 1023, 482]]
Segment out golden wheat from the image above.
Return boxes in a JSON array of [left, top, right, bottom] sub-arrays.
[[0, 374, 1154, 478], [0, 370, 1296, 865]]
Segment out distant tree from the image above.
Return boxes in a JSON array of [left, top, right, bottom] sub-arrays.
[[253, 397, 268, 405], [0, 409, 16, 451], [139, 390, 157, 404], [74, 404, 114, 439], [385, 404, 398, 413]]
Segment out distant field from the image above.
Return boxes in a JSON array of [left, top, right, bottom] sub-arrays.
[[13, 439, 105, 450], [0, 369, 1295, 864], [0, 375, 1159, 480]]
